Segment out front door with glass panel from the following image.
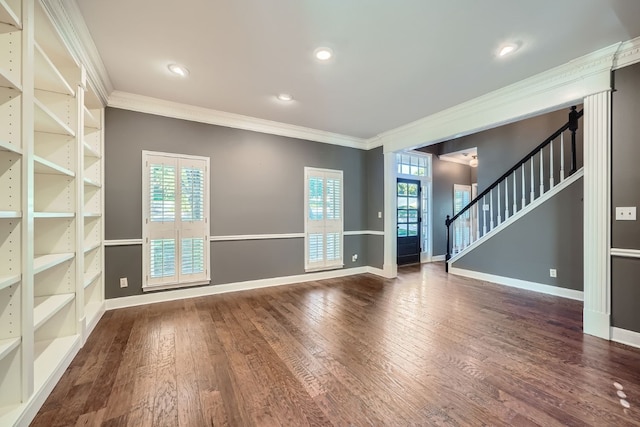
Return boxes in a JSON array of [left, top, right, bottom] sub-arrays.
[[397, 178, 421, 265]]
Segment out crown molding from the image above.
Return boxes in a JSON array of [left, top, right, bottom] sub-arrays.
[[108, 91, 368, 149], [613, 36, 640, 70], [371, 41, 625, 154], [41, 0, 113, 106]]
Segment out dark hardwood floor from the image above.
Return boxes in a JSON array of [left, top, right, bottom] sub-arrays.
[[32, 263, 640, 426]]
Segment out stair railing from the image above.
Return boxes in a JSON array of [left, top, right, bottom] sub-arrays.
[[444, 106, 583, 271]]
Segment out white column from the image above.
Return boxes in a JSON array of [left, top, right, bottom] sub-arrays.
[[383, 151, 398, 278], [583, 91, 611, 339]]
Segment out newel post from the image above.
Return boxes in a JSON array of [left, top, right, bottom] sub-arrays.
[[569, 105, 579, 173], [445, 215, 451, 272]]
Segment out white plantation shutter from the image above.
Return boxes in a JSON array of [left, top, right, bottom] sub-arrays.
[[304, 167, 343, 271], [143, 151, 210, 290]]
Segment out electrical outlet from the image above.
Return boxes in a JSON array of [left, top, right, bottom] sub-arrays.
[[616, 207, 636, 221], [120, 277, 128, 288], [352, 254, 358, 262], [549, 269, 557, 278]]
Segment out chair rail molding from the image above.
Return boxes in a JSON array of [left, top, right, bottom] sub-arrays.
[[583, 90, 612, 339]]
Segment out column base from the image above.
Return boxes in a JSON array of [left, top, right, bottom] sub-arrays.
[[583, 309, 611, 339]]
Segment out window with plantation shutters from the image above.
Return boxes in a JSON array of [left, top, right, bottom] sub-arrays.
[[143, 151, 210, 290], [304, 167, 343, 271]]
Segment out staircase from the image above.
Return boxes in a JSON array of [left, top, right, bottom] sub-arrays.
[[445, 106, 583, 271]]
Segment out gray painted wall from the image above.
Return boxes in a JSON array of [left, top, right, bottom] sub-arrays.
[[420, 145, 473, 256], [453, 178, 584, 290], [438, 107, 583, 193], [611, 61, 640, 332], [421, 107, 584, 259], [105, 108, 383, 299]]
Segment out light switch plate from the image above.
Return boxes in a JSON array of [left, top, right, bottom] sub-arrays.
[[616, 207, 636, 221]]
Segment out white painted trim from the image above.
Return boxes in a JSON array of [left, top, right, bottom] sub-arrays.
[[584, 309, 612, 339], [583, 91, 612, 340], [105, 231, 382, 246], [83, 302, 105, 341], [365, 266, 386, 277], [382, 151, 398, 278], [611, 327, 640, 349], [610, 248, 640, 259], [104, 238, 143, 246], [448, 168, 584, 264], [431, 255, 446, 262], [105, 266, 371, 310], [109, 91, 367, 149], [373, 43, 620, 154], [344, 230, 384, 236], [210, 233, 304, 241], [41, 0, 112, 105], [449, 267, 584, 301], [613, 36, 640, 70]]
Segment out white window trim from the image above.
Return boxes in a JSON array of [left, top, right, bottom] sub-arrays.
[[304, 167, 344, 272], [142, 150, 211, 291]]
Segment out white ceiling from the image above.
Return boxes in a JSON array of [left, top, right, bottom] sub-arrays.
[[75, 0, 640, 140], [439, 147, 478, 167]]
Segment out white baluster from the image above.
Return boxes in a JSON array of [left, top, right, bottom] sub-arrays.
[[521, 165, 526, 209], [476, 203, 480, 242], [539, 150, 544, 195], [550, 140, 555, 188], [505, 178, 509, 220], [489, 189, 494, 230], [482, 196, 487, 235], [513, 173, 517, 215], [530, 157, 535, 203], [497, 184, 502, 225], [560, 133, 565, 182]]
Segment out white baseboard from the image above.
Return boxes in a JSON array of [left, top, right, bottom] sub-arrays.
[[365, 266, 386, 277], [106, 266, 384, 310], [611, 327, 640, 349], [83, 302, 106, 343], [583, 309, 612, 339], [449, 267, 584, 301], [430, 255, 446, 262]]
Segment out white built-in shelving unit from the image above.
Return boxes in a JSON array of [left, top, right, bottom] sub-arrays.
[[0, 1, 105, 425]]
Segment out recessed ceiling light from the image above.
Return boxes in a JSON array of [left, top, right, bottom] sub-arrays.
[[314, 47, 333, 61], [168, 63, 189, 77], [498, 44, 518, 57], [277, 93, 293, 101]]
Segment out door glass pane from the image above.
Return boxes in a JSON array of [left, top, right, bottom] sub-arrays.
[[398, 209, 408, 223], [397, 196, 408, 209], [408, 209, 418, 222], [408, 224, 418, 237], [408, 183, 418, 196], [407, 197, 418, 209], [397, 182, 407, 196], [397, 224, 408, 237]]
